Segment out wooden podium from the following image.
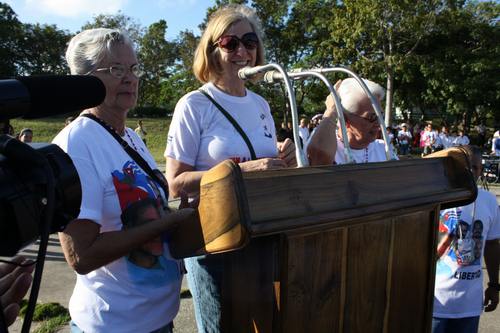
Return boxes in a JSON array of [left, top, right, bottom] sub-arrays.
[[168, 152, 477, 333]]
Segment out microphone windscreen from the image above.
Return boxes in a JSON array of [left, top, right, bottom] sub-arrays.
[[17, 75, 106, 119]]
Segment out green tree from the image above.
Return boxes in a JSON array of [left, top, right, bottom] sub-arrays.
[[0, 2, 23, 76], [18, 23, 70, 75], [159, 30, 200, 112], [409, 1, 500, 130], [81, 12, 144, 46], [325, 0, 442, 125], [138, 20, 176, 107]]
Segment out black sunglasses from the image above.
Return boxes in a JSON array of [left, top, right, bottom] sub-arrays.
[[348, 112, 381, 124], [214, 32, 259, 53]]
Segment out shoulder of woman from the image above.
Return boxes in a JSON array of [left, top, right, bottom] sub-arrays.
[[177, 89, 213, 111]]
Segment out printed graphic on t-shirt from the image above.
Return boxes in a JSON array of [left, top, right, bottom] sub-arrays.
[[437, 208, 484, 275], [111, 160, 160, 210], [112, 161, 177, 281], [120, 198, 179, 284]]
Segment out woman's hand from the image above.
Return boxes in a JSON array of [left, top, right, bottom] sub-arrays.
[[239, 158, 286, 172], [0, 256, 34, 327], [277, 138, 297, 167]]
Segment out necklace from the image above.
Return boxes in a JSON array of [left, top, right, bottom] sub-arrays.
[[89, 113, 139, 152], [124, 129, 140, 152]]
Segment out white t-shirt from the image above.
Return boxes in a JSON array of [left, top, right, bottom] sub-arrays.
[[53, 117, 182, 333], [335, 139, 396, 164], [439, 133, 452, 149], [493, 131, 500, 156], [453, 135, 470, 146], [434, 189, 500, 318], [299, 126, 310, 144], [165, 82, 278, 171], [397, 130, 412, 144]]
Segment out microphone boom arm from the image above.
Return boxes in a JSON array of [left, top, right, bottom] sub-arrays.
[[275, 70, 354, 164], [310, 67, 393, 161], [239, 64, 308, 167]]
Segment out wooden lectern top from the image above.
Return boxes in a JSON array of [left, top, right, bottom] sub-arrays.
[[168, 151, 477, 259]]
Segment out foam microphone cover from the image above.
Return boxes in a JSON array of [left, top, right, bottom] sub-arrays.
[[17, 75, 106, 119]]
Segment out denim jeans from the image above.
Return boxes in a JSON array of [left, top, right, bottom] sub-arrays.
[[70, 320, 173, 333], [431, 316, 480, 333], [399, 143, 409, 155], [185, 255, 226, 333]]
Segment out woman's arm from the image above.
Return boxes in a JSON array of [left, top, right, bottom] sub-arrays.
[[307, 95, 338, 165], [59, 208, 195, 275], [165, 157, 205, 198], [484, 238, 499, 312]]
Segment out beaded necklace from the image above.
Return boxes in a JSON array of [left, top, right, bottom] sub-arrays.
[[124, 129, 140, 152], [90, 114, 139, 152], [363, 147, 369, 163]]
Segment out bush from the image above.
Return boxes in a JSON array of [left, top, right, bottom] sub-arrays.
[[130, 106, 170, 118], [20, 302, 69, 321]]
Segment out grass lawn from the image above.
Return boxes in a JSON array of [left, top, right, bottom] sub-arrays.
[[10, 117, 172, 165]]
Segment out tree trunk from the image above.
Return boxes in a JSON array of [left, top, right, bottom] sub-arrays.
[[384, 67, 394, 127], [280, 83, 290, 125]]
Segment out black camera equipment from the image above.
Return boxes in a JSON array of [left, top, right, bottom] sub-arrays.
[[0, 75, 105, 333]]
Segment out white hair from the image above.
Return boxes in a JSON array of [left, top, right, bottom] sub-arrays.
[[338, 78, 385, 114], [65, 28, 134, 75]]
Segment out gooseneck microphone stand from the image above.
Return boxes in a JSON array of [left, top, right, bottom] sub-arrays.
[[239, 64, 308, 167]]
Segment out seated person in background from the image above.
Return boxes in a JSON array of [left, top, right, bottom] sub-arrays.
[[18, 128, 33, 143], [453, 129, 470, 147], [433, 145, 499, 333], [439, 126, 452, 150], [307, 78, 396, 165]]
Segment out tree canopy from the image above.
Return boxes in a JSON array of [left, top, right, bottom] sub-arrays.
[[1, 0, 498, 128]]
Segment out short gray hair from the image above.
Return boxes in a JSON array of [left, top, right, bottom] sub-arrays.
[[338, 78, 385, 114], [65, 28, 134, 75]]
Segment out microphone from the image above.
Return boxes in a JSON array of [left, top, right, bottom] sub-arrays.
[[263, 70, 283, 83], [0, 75, 106, 121], [237, 66, 269, 80]]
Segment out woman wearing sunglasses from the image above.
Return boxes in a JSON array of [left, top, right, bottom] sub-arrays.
[[52, 28, 196, 333], [165, 4, 295, 332]]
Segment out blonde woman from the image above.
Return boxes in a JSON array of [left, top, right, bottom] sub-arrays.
[[165, 5, 295, 332]]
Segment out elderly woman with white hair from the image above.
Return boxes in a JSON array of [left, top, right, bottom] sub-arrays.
[[52, 28, 195, 333], [307, 78, 395, 165]]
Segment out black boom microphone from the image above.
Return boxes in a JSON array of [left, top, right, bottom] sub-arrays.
[[0, 75, 106, 121]]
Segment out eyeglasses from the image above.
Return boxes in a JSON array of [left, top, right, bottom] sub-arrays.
[[214, 32, 259, 53], [348, 112, 381, 124], [91, 64, 144, 79]]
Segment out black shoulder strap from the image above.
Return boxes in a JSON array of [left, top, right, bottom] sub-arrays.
[[198, 88, 257, 160], [81, 113, 169, 196]]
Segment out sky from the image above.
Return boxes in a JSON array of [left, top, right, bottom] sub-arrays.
[[5, 0, 216, 40]]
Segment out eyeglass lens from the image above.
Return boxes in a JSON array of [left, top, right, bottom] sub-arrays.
[[110, 64, 143, 78], [216, 32, 259, 52]]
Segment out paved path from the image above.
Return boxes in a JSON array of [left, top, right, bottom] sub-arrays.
[[6, 186, 500, 332]]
